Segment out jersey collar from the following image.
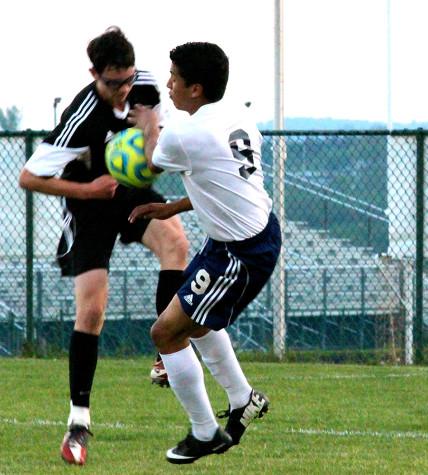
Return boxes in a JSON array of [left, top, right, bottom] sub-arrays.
[[113, 102, 130, 119]]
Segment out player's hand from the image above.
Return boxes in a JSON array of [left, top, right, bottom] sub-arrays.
[[128, 202, 176, 222], [128, 104, 159, 130], [84, 175, 118, 199]]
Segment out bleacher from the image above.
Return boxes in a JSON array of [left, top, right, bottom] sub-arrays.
[[0, 192, 416, 355]]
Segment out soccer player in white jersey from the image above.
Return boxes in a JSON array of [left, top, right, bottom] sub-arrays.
[[18, 27, 189, 465], [128, 42, 282, 464]]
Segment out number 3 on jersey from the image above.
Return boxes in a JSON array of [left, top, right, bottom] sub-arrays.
[[229, 129, 258, 179]]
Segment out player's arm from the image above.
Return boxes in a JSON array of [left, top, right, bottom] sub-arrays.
[[18, 144, 118, 200], [19, 169, 118, 200], [129, 197, 193, 222]]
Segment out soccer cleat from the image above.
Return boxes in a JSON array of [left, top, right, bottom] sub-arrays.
[[166, 427, 233, 464], [150, 358, 169, 387], [60, 424, 92, 465], [217, 389, 269, 445]]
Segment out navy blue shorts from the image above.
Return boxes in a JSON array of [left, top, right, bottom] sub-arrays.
[[177, 212, 281, 330]]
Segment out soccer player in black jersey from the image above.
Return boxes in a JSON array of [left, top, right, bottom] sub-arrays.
[[19, 27, 188, 465]]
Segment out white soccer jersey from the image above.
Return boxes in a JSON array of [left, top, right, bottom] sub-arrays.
[[153, 101, 272, 241]]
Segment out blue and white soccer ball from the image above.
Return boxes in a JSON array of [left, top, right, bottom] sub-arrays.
[[105, 127, 157, 188]]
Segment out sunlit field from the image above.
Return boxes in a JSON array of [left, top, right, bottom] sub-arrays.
[[1, 358, 428, 474]]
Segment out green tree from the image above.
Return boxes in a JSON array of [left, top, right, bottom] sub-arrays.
[[0, 106, 22, 131]]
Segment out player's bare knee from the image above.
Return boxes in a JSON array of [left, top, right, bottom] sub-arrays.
[[150, 319, 179, 348], [76, 304, 105, 333], [171, 232, 189, 260], [150, 320, 168, 348], [158, 230, 189, 266]]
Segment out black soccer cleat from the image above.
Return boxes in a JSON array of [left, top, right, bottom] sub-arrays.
[[166, 427, 233, 464], [218, 389, 269, 445]]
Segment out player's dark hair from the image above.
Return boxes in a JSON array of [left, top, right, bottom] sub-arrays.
[[169, 42, 229, 102], [87, 26, 135, 74]]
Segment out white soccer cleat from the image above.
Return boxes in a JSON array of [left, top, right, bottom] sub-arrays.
[[150, 358, 170, 387]]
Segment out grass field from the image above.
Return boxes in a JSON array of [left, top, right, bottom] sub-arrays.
[[1, 357, 428, 474]]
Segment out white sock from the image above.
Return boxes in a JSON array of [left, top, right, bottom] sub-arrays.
[[160, 345, 218, 441], [191, 329, 252, 410], [67, 401, 90, 428]]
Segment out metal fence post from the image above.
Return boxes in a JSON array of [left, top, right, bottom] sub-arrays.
[[321, 269, 328, 349], [414, 129, 425, 363], [272, 133, 286, 359], [402, 259, 415, 364], [24, 130, 35, 351], [359, 267, 366, 348]]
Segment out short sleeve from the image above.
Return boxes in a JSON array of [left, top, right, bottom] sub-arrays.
[[24, 143, 88, 177], [152, 126, 191, 173]]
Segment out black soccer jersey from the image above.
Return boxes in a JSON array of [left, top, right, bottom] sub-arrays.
[[29, 70, 160, 182]]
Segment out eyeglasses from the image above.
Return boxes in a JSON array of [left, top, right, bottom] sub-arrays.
[[100, 72, 137, 90]]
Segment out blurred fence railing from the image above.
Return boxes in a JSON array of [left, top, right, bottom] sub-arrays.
[[0, 129, 426, 363]]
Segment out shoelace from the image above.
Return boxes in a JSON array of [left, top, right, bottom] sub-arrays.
[[69, 427, 94, 444]]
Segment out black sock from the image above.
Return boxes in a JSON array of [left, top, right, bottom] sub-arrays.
[[69, 330, 99, 407], [156, 270, 185, 315], [155, 270, 185, 362]]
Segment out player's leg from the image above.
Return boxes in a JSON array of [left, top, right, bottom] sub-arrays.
[[141, 216, 188, 386], [57, 200, 117, 465], [191, 330, 268, 445], [119, 187, 189, 384], [142, 214, 188, 304], [180, 215, 281, 445], [191, 329, 251, 408], [151, 297, 232, 464], [71, 269, 109, 413], [61, 269, 108, 465]]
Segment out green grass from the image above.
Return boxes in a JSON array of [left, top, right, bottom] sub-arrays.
[[1, 358, 428, 474]]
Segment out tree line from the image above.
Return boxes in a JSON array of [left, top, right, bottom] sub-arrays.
[[0, 106, 21, 131]]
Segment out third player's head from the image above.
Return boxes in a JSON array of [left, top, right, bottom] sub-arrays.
[[167, 42, 229, 114], [87, 26, 136, 109]]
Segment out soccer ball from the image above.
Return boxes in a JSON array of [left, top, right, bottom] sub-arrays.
[[105, 127, 157, 188]]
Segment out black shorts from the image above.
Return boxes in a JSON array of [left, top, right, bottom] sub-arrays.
[[57, 185, 166, 277]]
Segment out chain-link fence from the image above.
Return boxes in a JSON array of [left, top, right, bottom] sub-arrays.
[[0, 129, 426, 363]]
